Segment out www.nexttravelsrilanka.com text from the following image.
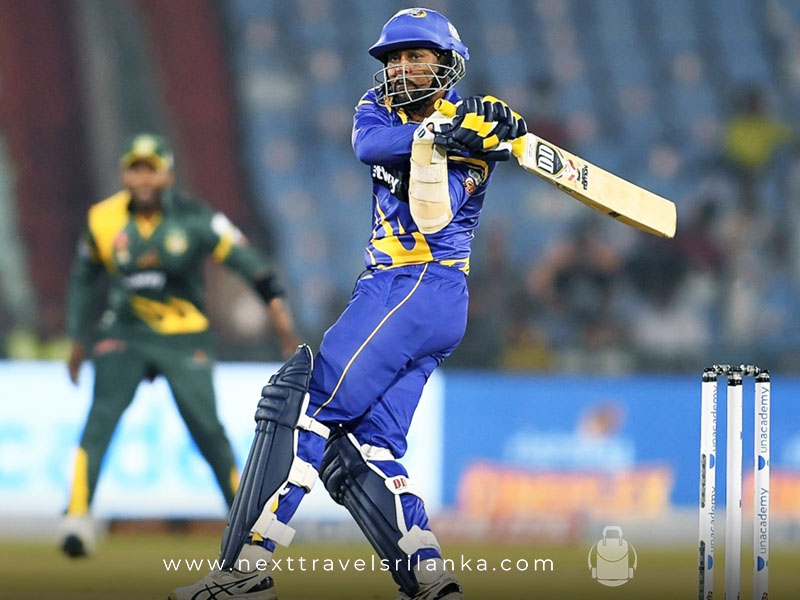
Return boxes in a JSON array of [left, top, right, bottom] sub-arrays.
[[163, 555, 555, 574]]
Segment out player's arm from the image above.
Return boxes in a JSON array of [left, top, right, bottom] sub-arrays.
[[65, 228, 105, 384], [408, 114, 451, 233], [207, 212, 301, 357], [352, 97, 419, 166], [409, 95, 525, 233]]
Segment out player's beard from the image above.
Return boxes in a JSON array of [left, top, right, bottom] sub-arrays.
[[389, 75, 428, 102], [130, 187, 163, 212], [388, 71, 440, 114]]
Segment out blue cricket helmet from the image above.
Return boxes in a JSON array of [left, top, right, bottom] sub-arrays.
[[369, 8, 469, 62]]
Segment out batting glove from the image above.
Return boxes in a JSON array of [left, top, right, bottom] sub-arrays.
[[434, 95, 526, 161]]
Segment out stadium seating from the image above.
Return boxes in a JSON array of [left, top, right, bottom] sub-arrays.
[[222, 0, 799, 364]]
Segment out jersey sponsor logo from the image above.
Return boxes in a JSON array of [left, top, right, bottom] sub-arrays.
[[113, 231, 131, 265], [113, 231, 129, 249], [137, 251, 161, 269], [121, 270, 166, 291], [165, 228, 188, 255], [463, 167, 485, 195], [371, 165, 408, 201]]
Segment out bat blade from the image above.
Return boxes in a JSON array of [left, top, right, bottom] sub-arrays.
[[513, 134, 677, 238]]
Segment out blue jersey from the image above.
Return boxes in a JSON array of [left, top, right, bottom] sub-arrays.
[[352, 88, 497, 274]]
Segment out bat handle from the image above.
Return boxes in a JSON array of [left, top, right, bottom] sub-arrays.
[[434, 98, 457, 117], [511, 136, 526, 159], [434, 98, 526, 159]]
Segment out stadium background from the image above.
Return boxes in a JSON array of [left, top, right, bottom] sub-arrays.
[[1, 0, 800, 598]]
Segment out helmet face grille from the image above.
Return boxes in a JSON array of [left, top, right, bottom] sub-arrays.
[[372, 51, 466, 109]]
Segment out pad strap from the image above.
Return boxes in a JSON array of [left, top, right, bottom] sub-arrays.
[[297, 412, 330, 439], [360, 443, 395, 461], [251, 510, 296, 547], [287, 457, 319, 491]]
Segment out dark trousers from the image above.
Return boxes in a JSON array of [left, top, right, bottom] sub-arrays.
[[66, 332, 237, 514]]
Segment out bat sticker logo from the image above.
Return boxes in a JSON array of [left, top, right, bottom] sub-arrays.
[[535, 142, 564, 175], [536, 141, 590, 190]]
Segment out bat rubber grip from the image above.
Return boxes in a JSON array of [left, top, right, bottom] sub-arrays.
[[511, 136, 525, 158], [434, 98, 457, 117]]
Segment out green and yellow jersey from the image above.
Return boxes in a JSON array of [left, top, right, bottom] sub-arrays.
[[66, 189, 276, 340]]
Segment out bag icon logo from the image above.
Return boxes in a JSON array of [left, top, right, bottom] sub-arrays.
[[588, 525, 637, 587]]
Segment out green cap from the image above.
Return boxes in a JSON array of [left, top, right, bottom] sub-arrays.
[[120, 133, 174, 171]]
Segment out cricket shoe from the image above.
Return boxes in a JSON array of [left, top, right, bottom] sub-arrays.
[[396, 572, 463, 600], [59, 514, 95, 558], [168, 545, 277, 600], [168, 569, 276, 600]]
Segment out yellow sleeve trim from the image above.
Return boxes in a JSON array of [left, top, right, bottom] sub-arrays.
[[87, 191, 132, 272], [212, 234, 234, 263]]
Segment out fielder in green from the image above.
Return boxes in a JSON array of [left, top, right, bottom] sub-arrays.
[[60, 134, 300, 558]]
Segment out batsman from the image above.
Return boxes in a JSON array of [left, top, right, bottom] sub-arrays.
[[171, 8, 526, 600], [62, 134, 300, 558]]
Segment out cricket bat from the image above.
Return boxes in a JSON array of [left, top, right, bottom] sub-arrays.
[[435, 99, 677, 238]]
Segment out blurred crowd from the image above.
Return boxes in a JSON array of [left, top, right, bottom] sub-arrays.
[[452, 83, 800, 372], [2, 0, 800, 374]]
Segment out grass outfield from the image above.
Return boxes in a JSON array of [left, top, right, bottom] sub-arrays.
[[1, 533, 797, 599]]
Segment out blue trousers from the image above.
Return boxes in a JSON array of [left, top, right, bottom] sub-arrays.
[[272, 262, 467, 560]]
